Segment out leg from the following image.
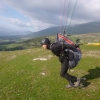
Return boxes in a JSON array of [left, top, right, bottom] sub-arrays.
[[60, 56, 77, 82]]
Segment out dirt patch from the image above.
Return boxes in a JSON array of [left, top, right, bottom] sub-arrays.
[[33, 58, 47, 61], [33, 55, 53, 61], [82, 50, 100, 58]]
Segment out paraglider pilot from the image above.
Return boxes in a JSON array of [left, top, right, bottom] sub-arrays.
[[41, 37, 82, 88]]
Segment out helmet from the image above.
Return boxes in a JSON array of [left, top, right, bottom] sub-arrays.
[[41, 38, 50, 45]]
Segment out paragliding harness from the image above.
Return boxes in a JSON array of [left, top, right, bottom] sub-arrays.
[[56, 33, 82, 69]]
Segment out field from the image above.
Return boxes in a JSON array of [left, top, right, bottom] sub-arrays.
[[0, 44, 100, 100], [1, 33, 100, 51]]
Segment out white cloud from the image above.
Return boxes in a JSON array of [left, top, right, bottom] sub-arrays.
[[0, 15, 54, 32], [75, 0, 100, 22], [0, 0, 100, 32]]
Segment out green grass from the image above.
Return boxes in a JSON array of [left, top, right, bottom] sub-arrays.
[[0, 45, 100, 100], [1, 33, 100, 51]]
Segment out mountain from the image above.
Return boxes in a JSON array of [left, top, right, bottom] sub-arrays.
[[0, 21, 100, 40], [71, 22, 100, 34], [28, 21, 100, 37], [0, 26, 32, 36], [27, 26, 61, 37]]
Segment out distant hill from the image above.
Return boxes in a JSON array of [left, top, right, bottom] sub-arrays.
[[27, 21, 100, 37], [27, 27, 61, 37], [71, 22, 100, 34], [0, 30, 32, 40], [0, 21, 100, 40], [0, 27, 31, 36]]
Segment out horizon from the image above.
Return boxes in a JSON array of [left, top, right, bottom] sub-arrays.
[[0, 0, 100, 34]]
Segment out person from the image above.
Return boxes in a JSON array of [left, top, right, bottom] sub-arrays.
[[41, 37, 82, 88]]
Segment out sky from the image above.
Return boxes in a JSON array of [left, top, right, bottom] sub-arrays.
[[0, 0, 100, 32]]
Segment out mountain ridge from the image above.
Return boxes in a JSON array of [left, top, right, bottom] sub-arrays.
[[27, 21, 100, 38], [0, 21, 100, 39]]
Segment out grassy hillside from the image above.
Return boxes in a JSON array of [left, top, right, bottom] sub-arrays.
[[0, 45, 100, 100], [0, 33, 100, 51]]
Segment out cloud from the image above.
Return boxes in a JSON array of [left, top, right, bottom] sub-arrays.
[[74, 0, 100, 22], [0, 16, 31, 27], [2, 0, 61, 25], [0, 0, 100, 32], [0, 16, 53, 32]]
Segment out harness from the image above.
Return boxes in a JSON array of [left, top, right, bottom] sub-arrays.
[[57, 33, 82, 69], [65, 48, 82, 69]]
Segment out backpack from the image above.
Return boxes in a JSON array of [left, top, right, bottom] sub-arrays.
[[57, 33, 82, 69], [65, 48, 82, 69]]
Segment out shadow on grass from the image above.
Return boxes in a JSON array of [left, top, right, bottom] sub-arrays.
[[81, 67, 100, 87]]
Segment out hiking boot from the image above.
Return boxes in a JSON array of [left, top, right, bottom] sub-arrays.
[[79, 78, 86, 84], [68, 78, 82, 88], [74, 78, 81, 87]]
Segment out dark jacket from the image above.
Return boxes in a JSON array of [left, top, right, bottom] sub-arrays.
[[50, 41, 82, 68], [50, 41, 76, 57]]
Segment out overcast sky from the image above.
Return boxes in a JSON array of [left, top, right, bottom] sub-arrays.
[[0, 0, 100, 32]]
